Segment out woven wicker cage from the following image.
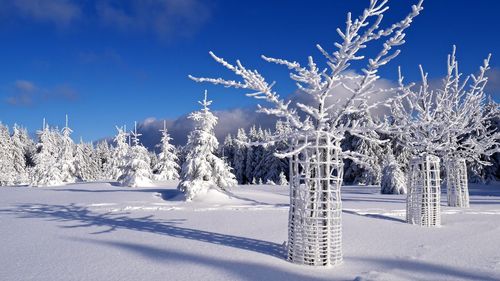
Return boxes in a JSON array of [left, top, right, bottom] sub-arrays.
[[287, 132, 343, 266], [407, 155, 441, 227], [446, 158, 469, 208]]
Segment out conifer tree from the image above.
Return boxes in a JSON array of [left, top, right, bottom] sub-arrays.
[[342, 109, 383, 185], [75, 139, 101, 181], [149, 151, 159, 174], [119, 122, 153, 187], [11, 125, 33, 184], [31, 121, 64, 186], [0, 123, 15, 186], [178, 91, 237, 200], [380, 147, 406, 194], [244, 126, 258, 182], [279, 171, 288, 186], [233, 128, 248, 184], [95, 140, 112, 180], [107, 126, 129, 181], [221, 134, 235, 167], [153, 120, 179, 180], [58, 115, 77, 183]]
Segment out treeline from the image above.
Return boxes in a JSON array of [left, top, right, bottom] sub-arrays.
[[1, 98, 499, 187]]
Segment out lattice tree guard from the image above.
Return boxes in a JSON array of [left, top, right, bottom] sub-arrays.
[[446, 158, 469, 208], [407, 155, 441, 227], [288, 133, 343, 266]]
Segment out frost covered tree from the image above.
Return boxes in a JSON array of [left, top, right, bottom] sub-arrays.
[[244, 126, 259, 182], [260, 145, 287, 183], [107, 126, 130, 181], [342, 109, 384, 185], [393, 47, 500, 209], [119, 122, 153, 187], [11, 125, 33, 184], [279, 171, 288, 186], [467, 98, 500, 182], [221, 133, 235, 167], [153, 121, 179, 180], [0, 123, 16, 186], [58, 115, 77, 184], [95, 141, 112, 180], [149, 151, 159, 173], [75, 140, 101, 182], [31, 122, 64, 186], [263, 121, 291, 184], [191, 0, 423, 266], [178, 91, 237, 200], [30, 117, 78, 186], [248, 126, 267, 182], [380, 147, 406, 194], [233, 128, 248, 184]]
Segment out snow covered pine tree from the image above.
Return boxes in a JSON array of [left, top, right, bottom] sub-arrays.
[[107, 126, 130, 181], [31, 118, 77, 186], [0, 123, 16, 186], [153, 120, 179, 181], [58, 115, 77, 184], [11, 125, 33, 184], [75, 139, 101, 182], [178, 91, 237, 201], [380, 147, 406, 194], [191, 0, 423, 266], [119, 122, 153, 187]]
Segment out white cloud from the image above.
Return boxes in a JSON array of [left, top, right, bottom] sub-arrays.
[[3, 0, 81, 26], [15, 80, 37, 93], [5, 80, 79, 106], [0, 0, 213, 38], [95, 0, 212, 39]]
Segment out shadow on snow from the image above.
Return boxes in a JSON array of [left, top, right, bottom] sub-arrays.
[[67, 238, 333, 281], [0, 203, 285, 260]]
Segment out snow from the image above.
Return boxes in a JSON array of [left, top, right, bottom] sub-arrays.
[[1, 182, 500, 281]]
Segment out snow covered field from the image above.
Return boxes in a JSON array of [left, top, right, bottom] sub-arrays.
[[1, 182, 500, 281]]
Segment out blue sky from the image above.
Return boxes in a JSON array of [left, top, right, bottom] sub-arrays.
[[0, 0, 499, 142]]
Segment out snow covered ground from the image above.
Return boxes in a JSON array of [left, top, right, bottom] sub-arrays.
[[1, 182, 500, 281]]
